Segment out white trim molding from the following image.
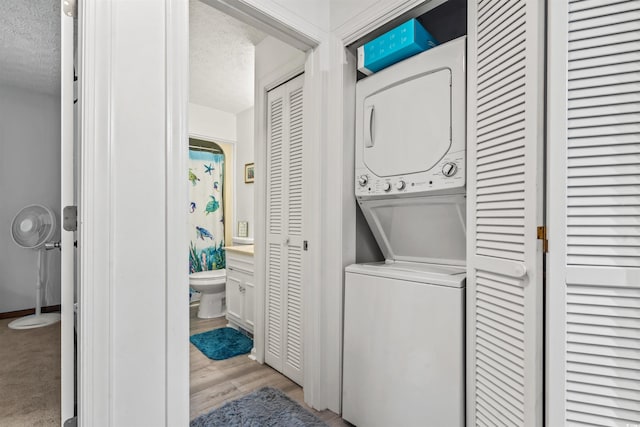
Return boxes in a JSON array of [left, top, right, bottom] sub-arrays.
[[79, 0, 188, 425], [78, 0, 114, 423], [332, 0, 447, 45], [60, 4, 76, 423], [201, 0, 322, 51], [165, 0, 190, 425], [546, 2, 569, 425]]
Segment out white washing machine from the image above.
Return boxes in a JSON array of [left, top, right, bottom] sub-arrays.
[[343, 37, 467, 426], [343, 262, 465, 427]]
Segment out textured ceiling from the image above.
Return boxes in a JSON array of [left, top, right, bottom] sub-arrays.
[[190, 0, 267, 114], [1, 0, 265, 106], [0, 0, 60, 95]]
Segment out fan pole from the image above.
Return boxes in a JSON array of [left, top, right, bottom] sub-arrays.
[[7, 204, 61, 330], [35, 249, 43, 316]]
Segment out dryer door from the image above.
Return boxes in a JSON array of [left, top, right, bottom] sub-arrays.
[[363, 68, 451, 177]]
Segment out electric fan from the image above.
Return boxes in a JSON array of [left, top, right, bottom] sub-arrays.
[[8, 204, 61, 330]]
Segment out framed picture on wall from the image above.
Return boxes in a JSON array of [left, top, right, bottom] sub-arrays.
[[244, 163, 255, 183]]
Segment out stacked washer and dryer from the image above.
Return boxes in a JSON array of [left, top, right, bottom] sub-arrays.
[[343, 36, 467, 426]]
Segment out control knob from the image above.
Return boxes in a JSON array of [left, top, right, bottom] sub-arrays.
[[383, 182, 392, 192], [396, 180, 406, 190], [442, 162, 458, 177], [358, 175, 368, 187]]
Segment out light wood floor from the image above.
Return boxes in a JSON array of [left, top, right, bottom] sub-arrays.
[[190, 305, 349, 426]]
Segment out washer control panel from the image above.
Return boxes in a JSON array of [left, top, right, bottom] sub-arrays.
[[355, 150, 465, 198]]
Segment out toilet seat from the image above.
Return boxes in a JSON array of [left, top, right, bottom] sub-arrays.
[[189, 269, 226, 284]]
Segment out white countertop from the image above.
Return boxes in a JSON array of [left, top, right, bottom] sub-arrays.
[[225, 245, 254, 256]]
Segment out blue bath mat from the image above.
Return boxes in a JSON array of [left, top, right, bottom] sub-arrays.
[[190, 327, 253, 360]]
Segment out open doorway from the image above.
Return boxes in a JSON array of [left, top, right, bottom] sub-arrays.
[[0, 0, 73, 425], [187, 2, 341, 424]]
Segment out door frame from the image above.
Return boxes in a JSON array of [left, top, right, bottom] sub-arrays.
[[546, 1, 569, 425], [172, 0, 323, 418], [197, 0, 324, 409], [60, 3, 75, 424], [167, 0, 322, 418]]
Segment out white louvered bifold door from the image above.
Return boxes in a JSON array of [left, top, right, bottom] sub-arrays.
[[265, 74, 304, 385], [467, 1, 545, 426], [548, 2, 640, 426]]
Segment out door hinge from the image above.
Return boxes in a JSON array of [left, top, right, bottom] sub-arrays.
[[303, 240, 308, 251], [62, 0, 77, 18], [63, 205, 78, 231], [537, 226, 548, 253]]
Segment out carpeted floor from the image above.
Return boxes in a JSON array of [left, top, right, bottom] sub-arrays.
[[0, 317, 61, 426]]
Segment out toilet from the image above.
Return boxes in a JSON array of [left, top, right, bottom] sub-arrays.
[[189, 269, 226, 319]]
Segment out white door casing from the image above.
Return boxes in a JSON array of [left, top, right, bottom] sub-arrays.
[[548, 2, 640, 425], [78, 0, 190, 425], [60, 3, 75, 423], [467, 0, 545, 425], [265, 74, 305, 386]]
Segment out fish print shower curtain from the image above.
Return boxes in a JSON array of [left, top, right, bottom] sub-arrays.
[[189, 149, 225, 277]]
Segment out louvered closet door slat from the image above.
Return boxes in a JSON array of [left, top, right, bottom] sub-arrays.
[[265, 87, 286, 369], [284, 243, 303, 384], [266, 243, 283, 362], [284, 77, 304, 384], [283, 78, 304, 385], [288, 86, 303, 238], [548, 2, 640, 425], [265, 74, 305, 385], [468, 0, 544, 426]]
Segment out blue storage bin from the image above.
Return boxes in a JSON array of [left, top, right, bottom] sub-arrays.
[[357, 19, 438, 76]]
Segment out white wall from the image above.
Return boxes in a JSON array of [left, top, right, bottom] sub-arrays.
[[0, 84, 61, 313], [330, 0, 380, 31], [239, 0, 329, 43], [255, 36, 306, 82], [235, 107, 255, 238], [271, 0, 329, 32], [189, 102, 237, 142]]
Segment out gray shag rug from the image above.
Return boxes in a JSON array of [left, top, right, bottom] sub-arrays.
[[190, 387, 328, 427]]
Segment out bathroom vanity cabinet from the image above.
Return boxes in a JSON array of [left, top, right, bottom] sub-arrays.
[[225, 246, 255, 334]]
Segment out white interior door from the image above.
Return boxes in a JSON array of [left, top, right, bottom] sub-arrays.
[[60, 2, 76, 424], [265, 74, 305, 385], [548, 2, 640, 425], [467, 0, 545, 425]]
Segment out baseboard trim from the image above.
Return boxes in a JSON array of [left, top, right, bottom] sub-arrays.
[[0, 305, 62, 319]]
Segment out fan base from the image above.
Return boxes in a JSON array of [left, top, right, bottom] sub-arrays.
[[8, 313, 61, 330]]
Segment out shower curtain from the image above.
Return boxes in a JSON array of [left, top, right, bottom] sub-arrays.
[[188, 149, 225, 282]]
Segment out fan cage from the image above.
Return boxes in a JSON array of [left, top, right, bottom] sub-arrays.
[[10, 204, 57, 249]]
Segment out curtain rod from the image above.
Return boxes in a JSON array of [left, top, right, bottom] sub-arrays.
[[189, 145, 223, 154]]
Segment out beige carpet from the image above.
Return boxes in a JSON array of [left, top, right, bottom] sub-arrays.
[[0, 317, 60, 426]]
